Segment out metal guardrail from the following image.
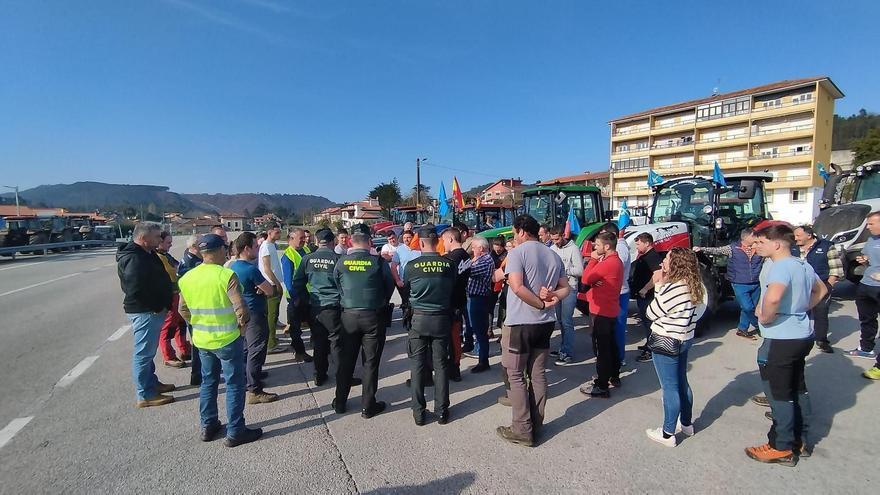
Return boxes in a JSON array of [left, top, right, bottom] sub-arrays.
[[0, 240, 120, 259]]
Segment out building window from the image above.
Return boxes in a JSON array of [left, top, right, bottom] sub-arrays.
[[790, 189, 806, 203]]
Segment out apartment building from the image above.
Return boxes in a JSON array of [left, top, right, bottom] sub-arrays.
[[608, 77, 843, 225]]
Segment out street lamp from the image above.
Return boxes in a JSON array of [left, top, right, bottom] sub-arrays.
[[2, 185, 20, 216]]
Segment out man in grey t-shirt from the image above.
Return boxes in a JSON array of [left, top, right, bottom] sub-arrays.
[[497, 215, 569, 447]]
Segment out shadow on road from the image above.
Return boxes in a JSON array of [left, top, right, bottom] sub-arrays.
[[360, 471, 477, 495]]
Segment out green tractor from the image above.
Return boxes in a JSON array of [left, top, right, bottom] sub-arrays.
[[477, 184, 609, 246]]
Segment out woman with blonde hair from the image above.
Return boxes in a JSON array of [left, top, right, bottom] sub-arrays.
[[644, 247, 705, 447]]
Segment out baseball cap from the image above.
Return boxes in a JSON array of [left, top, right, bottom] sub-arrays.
[[198, 234, 226, 252]]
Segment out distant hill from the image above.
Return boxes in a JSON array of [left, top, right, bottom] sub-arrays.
[[833, 109, 880, 150], [1, 181, 334, 217], [182, 193, 334, 217]]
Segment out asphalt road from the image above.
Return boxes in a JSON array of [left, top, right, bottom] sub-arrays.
[[0, 239, 876, 494]]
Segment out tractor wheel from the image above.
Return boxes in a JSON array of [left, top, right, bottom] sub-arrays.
[[695, 264, 720, 336]]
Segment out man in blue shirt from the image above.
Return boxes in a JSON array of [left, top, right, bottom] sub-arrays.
[[230, 232, 280, 404], [745, 225, 827, 466], [391, 230, 421, 311], [851, 212, 880, 379]]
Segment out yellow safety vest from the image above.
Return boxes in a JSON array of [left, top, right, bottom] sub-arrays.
[[178, 263, 238, 350], [283, 245, 312, 297]]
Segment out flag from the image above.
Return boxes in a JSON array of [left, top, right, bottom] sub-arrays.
[[817, 162, 830, 183], [713, 161, 727, 186], [617, 200, 631, 230], [564, 207, 581, 239], [452, 176, 465, 210], [647, 169, 665, 187], [475, 194, 481, 209], [437, 181, 450, 217]]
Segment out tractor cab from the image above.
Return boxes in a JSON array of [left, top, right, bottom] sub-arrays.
[[458, 205, 516, 233]]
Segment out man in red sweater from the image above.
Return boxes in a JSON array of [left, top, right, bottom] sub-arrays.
[[580, 232, 624, 398]]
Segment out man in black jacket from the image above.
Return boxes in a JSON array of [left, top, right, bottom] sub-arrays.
[[117, 222, 175, 408]]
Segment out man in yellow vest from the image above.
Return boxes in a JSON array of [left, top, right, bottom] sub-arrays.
[[178, 234, 262, 447], [281, 228, 314, 363]]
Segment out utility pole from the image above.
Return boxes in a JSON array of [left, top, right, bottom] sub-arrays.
[[416, 158, 422, 207], [2, 185, 20, 216]]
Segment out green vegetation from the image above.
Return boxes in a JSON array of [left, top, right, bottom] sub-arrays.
[[833, 109, 880, 150]]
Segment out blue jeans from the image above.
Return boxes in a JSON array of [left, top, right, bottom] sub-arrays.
[[731, 283, 760, 331], [555, 288, 578, 356], [615, 293, 629, 362], [127, 311, 165, 401], [652, 338, 694, 434], [199, 337, 247, 439], [467, 295, 490, 363]]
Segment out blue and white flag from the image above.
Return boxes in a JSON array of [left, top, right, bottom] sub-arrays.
[[647, 169, 665, 187], [713, 161, 727, 187], [617, 200, 631, 230], [437, 182, 450, 217], [565, 207, 581, 238], [817, 162, 830, 183]]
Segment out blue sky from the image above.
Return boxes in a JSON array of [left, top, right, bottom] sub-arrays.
[[1, 0, 878, 203]]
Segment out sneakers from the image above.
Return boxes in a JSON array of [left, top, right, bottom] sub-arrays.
[[554, 353, 573, 366], [437, 411, 450, 425], [497, 395, 512, 407], [750, 394, 770, 407], [462, 351, 479, 359], [224, 427, 263, 448], [293, 351, 314, 363], [470, 362, 490, 373], [676, 422, 695, 437], [580, 384, 610, 398], [636, 350, 653, 363], [156, 382, 176, 393], [495, 426, 533, 447], [246, 391, 279, 404], [863, 366, 880, 380], [267, 346, 285, 355], [736, 329, 759, 341], [646, 428, 676, 447], [137, 394, 174, 408], [815, 341, 834, 353], [200, 421, 222, 442], [549, 350, 560, 358], [744, 443, 797, 466], [164, 359, 186, 368], [362, 401, 387, 419], [845, 347, 877, 359]]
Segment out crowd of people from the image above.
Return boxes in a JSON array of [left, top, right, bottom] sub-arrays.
[[115, 211, 880, 466]]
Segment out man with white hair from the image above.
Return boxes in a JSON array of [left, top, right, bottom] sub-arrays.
[[466, 236, 495, 373], [116, 222, 175, 408]]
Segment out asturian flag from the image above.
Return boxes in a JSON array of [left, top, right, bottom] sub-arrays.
[[817, 162, 830, 183], [617, 200, 631, 231], [713, 161, 727, 187], [564, 207, 581, 239], [647, 169, 665, 187], [437, 181, 450, 217]]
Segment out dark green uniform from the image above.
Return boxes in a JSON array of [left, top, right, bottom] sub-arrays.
[[404, 253, 456, 420], [293, 246, 341, 382], [333, 248, 395, 413]]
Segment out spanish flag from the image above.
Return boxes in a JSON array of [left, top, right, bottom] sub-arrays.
[[452, 176, 465, 210]]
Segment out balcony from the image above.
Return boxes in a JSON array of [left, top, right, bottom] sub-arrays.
[[750, 124, 814, 143], [748, 149, 813, 167], [651, 119, 696, 135], [696, 155, 749, 167], [611, 146, 650, 157], [695, 133, 749, 150], [615, 184, 651, 193], [655, 162, 695, 173], [611, 166, 650, 178], [650, 138, 695, 156], [612, 126, 651, 141], [695, 110, 751, 129], [751, 98, 816, 119], [766, 175, 814, 188]]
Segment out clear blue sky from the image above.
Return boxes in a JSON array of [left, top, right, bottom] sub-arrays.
[[2, 0, 878, 203]]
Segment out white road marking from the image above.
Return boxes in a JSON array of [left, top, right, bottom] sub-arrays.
[[56, 356, 100, 388], [0, 261, 46, 272], [0, 417, 33, 450], [0, 262, 115, 298], [108, 325, 131, 342]]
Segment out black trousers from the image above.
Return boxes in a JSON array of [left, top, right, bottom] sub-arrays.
[[243, 310, 269, 392], [856, 284, 880, 363], [409, 314, 450, 415], [591, 314, 620, 389], [810, 281, 832, 344], [311, 305, 342, 379], [186, 324, 201, 382], [487, 291, 500, 330], [758, 338, 813, 450], [286, 298, 309, 354], [336, 309, 386, 411]]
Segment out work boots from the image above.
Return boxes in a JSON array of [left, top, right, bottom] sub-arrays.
[[495, 426, 533, 447], [137, 394, 174, 408]]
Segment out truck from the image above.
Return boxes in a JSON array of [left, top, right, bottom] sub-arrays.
[[478, 184, 610, 246], [813, 160, 880, 282], [621, 173, 779, 323]]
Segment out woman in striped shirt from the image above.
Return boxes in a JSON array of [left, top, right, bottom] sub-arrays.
[[644, 247, 704, 447]]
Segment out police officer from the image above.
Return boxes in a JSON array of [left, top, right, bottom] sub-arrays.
[[405, 226, 456, 426], [333, 223, 395, 418], [293, 228, 362, 387]]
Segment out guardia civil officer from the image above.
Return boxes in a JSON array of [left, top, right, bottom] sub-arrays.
[[404, 226, 457, 426], [333, 223, 395, 418], [293, 228, 363, 387]]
